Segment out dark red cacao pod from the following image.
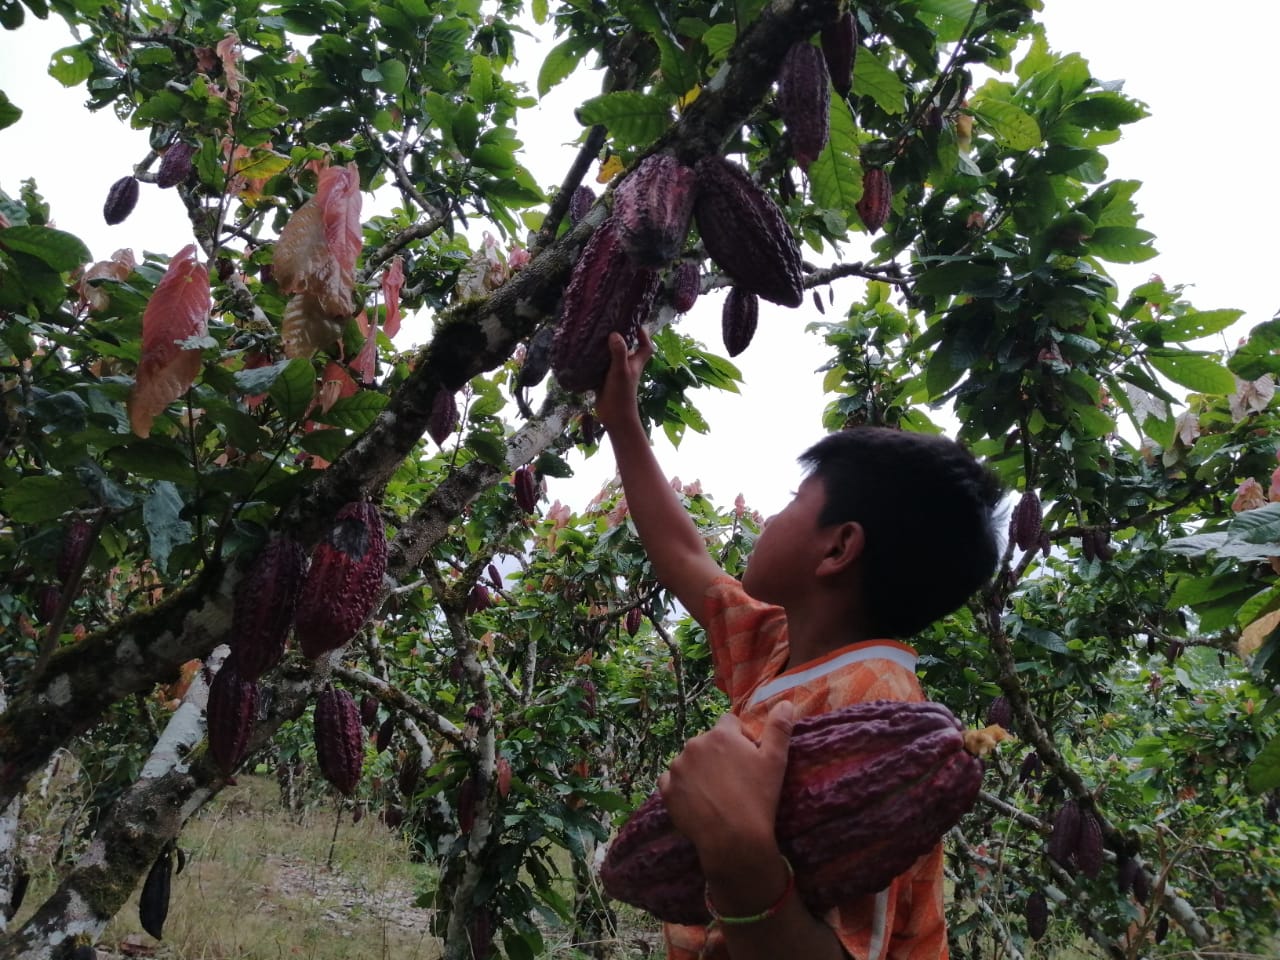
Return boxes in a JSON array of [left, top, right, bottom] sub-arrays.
[[601, 700, 986, 924], [398, 753, 421, 798], [295, 502, 386, 659], [230, 535, 307, 680], [1116, 856, 1140, 896], [360, 694, 379, 727], [613, 154, 697, 267], [670, 260, 700, 313], [577, 678, 597, 718], [381, 803, 405, 829], [156, 142, 197, 189], [1154, 915, 1169, 943], [466, 584, 492, 614], [104, 175, 140, 225], [57, 517, 95, 584], [486, 563, 503, 590], [812, 289, 825, 314], [551, 217, 661, 393], [457, 775, 478, 834], [568, 184, 595, 226], [778, 41, 831, 171], [856, 167, 892, 233], [427, 389, 459, 446], [1018, 750, 1043, 784], [496, 757, 513, 798], [821, 12, 857, 99], [1048, 799, 1081, 870], [625, 607, 643, 637], [36, 584, 62, 623], [138, 845, 174, 939], [721, 287, 759, 358], [1075, 807, 1105, 878], [1132, 865, 1151, 905], [469, 906, 496, 960], [1025, 890, 1048, 941], [314, 686, 364, 795], [206, 665, 259, 776], [514, 464, 538, 514], [1009, 490, 1043, 552], [693, 156, 804, 308], [985, 695, 1012, 729], [375, 716, 396, 754]]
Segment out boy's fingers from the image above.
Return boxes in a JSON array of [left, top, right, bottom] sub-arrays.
[[760, 700, 795, 759]]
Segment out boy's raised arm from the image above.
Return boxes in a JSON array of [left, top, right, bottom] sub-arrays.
[[595, 331, 726, 627]]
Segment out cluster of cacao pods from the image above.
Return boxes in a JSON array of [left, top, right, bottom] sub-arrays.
[[1080, 526, 1115, 562], [1116, 855, 1151, 904], [1047, 798, 1104, 877], [601, 700, 992, 924], [102, 141, 195, 225]]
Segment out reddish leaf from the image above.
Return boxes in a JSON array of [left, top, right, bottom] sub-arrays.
[[77, 248, 136, 312], [128, 244, 210, 437], [349, 310, 378, 385], [281, 293, 343, 360], [317, 360, 358, 414], [215, 33, 244, 95], [381, 257, 404, 339]]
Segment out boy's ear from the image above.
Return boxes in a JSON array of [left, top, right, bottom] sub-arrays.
[[817, 521, 865, 578]]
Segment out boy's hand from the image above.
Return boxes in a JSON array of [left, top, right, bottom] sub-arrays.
[[658, 700, 795, 879], [594, 329, 654, 430]]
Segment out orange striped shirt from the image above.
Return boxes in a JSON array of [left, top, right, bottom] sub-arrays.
[[663, 577, 949, 960]]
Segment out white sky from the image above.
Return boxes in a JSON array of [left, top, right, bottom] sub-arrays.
[[2, 2, 1276, 520]]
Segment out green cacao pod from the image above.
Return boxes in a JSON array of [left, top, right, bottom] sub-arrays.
[[670, 261, 700, 313], [600, 699, 987, 924], [314, 686, 364, 795], [856, 167, 892, 233], [230, 535, 307, 680], [693, 156, 804, 308], [139, 844, 174, 939], [103, 175, 140, 225], [206, 664, 259, 776], [1025, 890, 1048, 941], [778, 41, 831, 171], [156, 142, 196, 189], [821, 11, 857, 99], [295, 502, 387, 659], [613, 154, 697, 266], [551, 217, 661, 393], [721, 287, 759, 358]]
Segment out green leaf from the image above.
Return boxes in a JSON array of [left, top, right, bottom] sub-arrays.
[[0, 90, 21, 132], [808, 98, 862, 227], [143, 480, 192, 572], [537, 36, 589, 98], [378, 58, 408, 94], [1063, 92, 1148, 129], [315, 392, 387, 431], [1229, 502, 1280, 545], [106, 440, 195, 483], [0, 225, 90, 271], [701, 23, 736, 61], [576, 92, 673, 146], [970, 97, 1041, 151], [531, 0, 547, 23], [299, 427, 354, 461], [1086, 226, 1157, 264], [1160, 308, 1244, 343], [466, 430, 508, 468], [1145, 350, 1235, 395], [0, 474, 88, 521], [268, 357, 316, 422], [924, 335, 966, 399], [468, 54, 493, 103], [1162, 532, 1280, 562], [233, 358, 294, 395], [48, 44, 93, 86], [852, 51, 905, 115], [501, 931, 536, 960], [1246, 732, 1280, 793]]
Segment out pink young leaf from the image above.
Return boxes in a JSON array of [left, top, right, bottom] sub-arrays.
[[317, 360, 359, 414], [215, 34, 243, 96], [381, 257, 404, 339], [128, 244, 211, 437], [281, 293, 344, 360], [349, 310, 378, 385]]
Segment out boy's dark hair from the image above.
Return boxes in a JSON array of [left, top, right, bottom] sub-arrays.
[[799, 427, 1003, 638]]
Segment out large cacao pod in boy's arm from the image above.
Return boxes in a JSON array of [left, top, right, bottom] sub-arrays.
[[600, 700, 993, 925]]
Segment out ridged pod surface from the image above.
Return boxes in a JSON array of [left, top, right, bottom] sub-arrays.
[[1075, 807, 1105, 877], [613, 154, 698, 266], [104, 176, 140, 225], [670, 261, 700, 313], [1025, 891, 1048, 941], [568, 184, 595, 226], [360, 694, 379, 727], [778, 42, 831, 170], [295, 502, 387, 659], [552, 218, 661, 392], [1010, 490, 1043, 552], [986, 695, 1012, 728], [721, 287, 759, 358], [821, 12, 857, 99], [1048, 799, 1082, 870], [427, 390, 459, 446], [514, 465, 538, 513], [230, 535, 307, 680], [156, 142, 197, 189], [314, 686, 364, 795], [600, 700, 986, 924], [625, 607, 643, 637], [57, 518, 95, 584], [856, 167, 892, 233], [206, 664, 259, 776], [693, 156, 804, 308]]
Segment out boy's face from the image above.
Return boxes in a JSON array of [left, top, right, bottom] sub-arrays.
[[741, 474, 827, 605]]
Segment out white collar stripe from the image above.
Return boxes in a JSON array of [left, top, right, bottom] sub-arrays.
[[748, 645, 918, 707]]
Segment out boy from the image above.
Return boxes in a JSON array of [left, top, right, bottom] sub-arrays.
[[594, 331, 1003, 960]]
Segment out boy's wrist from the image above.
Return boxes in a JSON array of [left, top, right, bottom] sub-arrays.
[[703, 846, 793, 919]]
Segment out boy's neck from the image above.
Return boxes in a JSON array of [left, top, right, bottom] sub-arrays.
[[781, 600, 876, 670]]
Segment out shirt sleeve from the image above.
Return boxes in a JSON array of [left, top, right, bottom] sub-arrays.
[[703, 576, 789, 704]]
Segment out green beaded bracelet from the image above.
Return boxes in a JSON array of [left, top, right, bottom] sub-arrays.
[[704, 856, 796, 927]]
